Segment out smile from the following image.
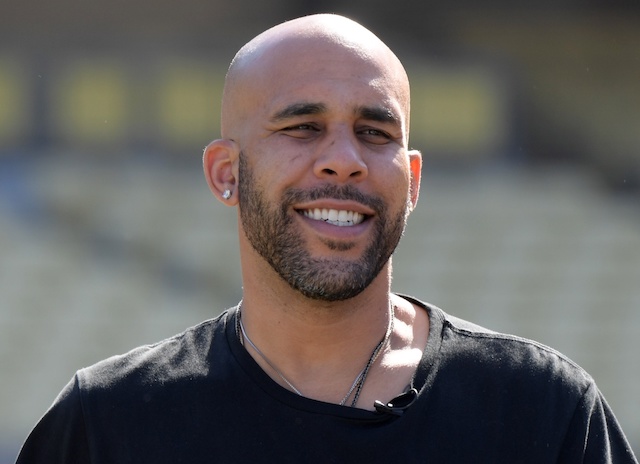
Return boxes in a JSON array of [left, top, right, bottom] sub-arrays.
[[301, 208, 366, 227]]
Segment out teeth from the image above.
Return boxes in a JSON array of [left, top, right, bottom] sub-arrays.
[[302, 208, 365, 226]]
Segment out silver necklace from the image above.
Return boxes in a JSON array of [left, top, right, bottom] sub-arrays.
[[237, 304, 394, 407]]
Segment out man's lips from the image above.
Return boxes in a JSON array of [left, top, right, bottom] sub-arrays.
[[300, 207, 366, 227], [284, 185, 381, 228]]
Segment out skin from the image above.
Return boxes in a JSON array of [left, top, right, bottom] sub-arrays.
[[203, 14, 428, 408]]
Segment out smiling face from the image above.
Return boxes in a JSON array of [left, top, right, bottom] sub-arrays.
[[238, 152, 411, 301], [216, 15, 421, 301]]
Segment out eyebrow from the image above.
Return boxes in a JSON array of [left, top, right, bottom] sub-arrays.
[[270, 102, 401, 126], [270, 103, 327, 122], [357, 105, 401, 126]]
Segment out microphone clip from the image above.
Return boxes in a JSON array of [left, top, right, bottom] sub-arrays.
[[374, 388, 418, 417]]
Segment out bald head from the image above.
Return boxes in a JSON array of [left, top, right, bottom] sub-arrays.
[[221, 14, 411, 143], [229, 14, 396, 72]]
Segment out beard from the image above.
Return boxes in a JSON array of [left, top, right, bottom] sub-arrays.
[[237, 152, 410, 302]]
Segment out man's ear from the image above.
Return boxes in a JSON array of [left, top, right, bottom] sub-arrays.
[[203, 139, 240, 205], [408, 150, 422, 211]]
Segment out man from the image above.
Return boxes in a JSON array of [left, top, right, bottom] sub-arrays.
[[17, 14, 637, 463]]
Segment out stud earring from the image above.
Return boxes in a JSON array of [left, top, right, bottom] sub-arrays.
[[222, 189, 232, 200]]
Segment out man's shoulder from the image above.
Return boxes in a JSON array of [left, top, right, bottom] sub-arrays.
[[76, 310, 232, 393], [442, 309, 589, 380], [401, 294, 594, 393]]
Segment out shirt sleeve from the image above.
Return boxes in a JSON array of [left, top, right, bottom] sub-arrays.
[[16, 374, 91, 464], [559, 381, 638, 463]]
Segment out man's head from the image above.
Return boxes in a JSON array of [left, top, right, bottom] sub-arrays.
[[204, 14, 421, 301]]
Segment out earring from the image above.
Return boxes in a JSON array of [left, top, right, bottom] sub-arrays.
[[222, 189, 232, 200]]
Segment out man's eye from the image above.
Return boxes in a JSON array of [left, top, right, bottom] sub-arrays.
[[278, 123, 321, 140], [282, 124, 318, 132], [359, 128, 391, 144]]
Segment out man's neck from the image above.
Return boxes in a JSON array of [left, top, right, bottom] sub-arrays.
[[237, 267, 428, 408], [240, 276, 392, 365]]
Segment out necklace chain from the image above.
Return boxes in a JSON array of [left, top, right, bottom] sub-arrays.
[[237, 303, 394, 408], [238, 315, 304, 396]]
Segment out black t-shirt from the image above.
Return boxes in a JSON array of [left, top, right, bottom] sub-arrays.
[[17, 297, 638, 463]]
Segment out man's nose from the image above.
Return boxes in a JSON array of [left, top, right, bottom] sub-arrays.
[[313, 129, 368, 182]]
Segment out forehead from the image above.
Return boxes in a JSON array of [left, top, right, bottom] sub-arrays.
[[256, 38, 407, 119], [222, 28, 411, 140]]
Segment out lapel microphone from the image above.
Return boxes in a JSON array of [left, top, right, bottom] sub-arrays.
[[374, 388, 418, 416]]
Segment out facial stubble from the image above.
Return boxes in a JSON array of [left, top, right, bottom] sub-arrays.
[[237, 152, 409, 302]]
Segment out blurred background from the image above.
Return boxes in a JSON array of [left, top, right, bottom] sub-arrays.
[[1, 0, 639, 460]]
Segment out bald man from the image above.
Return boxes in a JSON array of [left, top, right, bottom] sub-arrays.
[[17, 14, 637, 463]]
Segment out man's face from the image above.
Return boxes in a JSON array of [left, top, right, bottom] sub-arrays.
[[231, 36, 419, 301]]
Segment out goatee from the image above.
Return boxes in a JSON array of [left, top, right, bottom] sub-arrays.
[[237, 152, 409, 301]]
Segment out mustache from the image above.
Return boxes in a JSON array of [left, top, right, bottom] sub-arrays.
[[282, 184, 385, 213]]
